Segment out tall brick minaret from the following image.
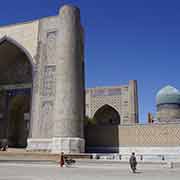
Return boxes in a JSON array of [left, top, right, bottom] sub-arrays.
[[128, 80, 139, 124]]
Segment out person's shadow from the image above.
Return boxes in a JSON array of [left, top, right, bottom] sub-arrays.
[[134, 171, 142, 174], [129, 170, 142, 174]]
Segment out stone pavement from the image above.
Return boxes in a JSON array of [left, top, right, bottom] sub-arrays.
[[0, 160, 179, 180]]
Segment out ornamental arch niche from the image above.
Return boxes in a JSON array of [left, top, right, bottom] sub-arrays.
[[93, 104, 121, 125], [0, 36, 34, 148], [85, 104, 120, 153]]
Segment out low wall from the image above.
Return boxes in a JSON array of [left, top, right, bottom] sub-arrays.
[[85, 123, 180, 154]]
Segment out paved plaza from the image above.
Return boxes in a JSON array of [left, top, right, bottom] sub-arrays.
[[0, 160, 179, 180]]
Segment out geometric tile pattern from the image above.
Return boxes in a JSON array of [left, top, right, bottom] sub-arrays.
[[86, 124, 180, 147], [119, 124, 180, 146]]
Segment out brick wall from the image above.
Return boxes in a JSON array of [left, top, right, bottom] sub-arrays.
[[85, 123, 180, 148]]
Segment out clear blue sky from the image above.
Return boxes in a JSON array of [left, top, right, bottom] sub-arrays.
[[0, 0, 180, 123]]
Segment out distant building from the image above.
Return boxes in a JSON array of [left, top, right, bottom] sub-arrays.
[[85, 84, 180, 156], [156, 85, 180, 123], [85, 80, 139, 125]]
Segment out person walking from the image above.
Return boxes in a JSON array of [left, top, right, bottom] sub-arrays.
[[129, 152, 137, 173], [1, 139, 8, 151], [60, 152, 65, 167]]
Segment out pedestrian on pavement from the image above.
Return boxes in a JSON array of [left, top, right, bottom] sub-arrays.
[[1, 139, 8, 151], [129, 152, 137, 173], [60, 152, 65, 167]]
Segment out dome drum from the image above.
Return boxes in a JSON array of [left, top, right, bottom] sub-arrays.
[[157, 104, 180, 111], [157, 106, 180, 122]]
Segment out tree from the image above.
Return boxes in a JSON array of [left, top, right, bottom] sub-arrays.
[[84, 116, 96, 126]]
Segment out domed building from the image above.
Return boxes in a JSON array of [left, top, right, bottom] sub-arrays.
[[156, 85, 180, 123]]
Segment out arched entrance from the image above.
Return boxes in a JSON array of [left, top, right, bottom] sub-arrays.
[[0, 37, 33, 148], [94, 104, 120, 125], [85, 105, 120, 153]]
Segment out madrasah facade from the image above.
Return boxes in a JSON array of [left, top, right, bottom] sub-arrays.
[[0, 4, 180, 157]]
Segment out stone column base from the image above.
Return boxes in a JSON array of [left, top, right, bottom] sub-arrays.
[[27, 138, 52, 152], [27, 137, 85, 153], [51, 137, 85, 154]]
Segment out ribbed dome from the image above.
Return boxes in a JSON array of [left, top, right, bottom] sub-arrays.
[[156, 85, 180, 105]]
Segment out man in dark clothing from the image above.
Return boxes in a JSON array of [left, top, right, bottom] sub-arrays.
[[129, 152, 137, 173], [1, 139, 8, 151], [60, 152, 65, 167]]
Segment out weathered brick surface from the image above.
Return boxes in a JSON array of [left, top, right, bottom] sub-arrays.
[[86, 124, 180, 147]]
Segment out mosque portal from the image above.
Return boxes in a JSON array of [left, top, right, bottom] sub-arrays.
[[93, 104, 121, 125], [0, 38, 32, 148], [0, 5, 85, 153]]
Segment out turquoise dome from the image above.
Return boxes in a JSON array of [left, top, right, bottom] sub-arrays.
[[156, 85, 180, 105]]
